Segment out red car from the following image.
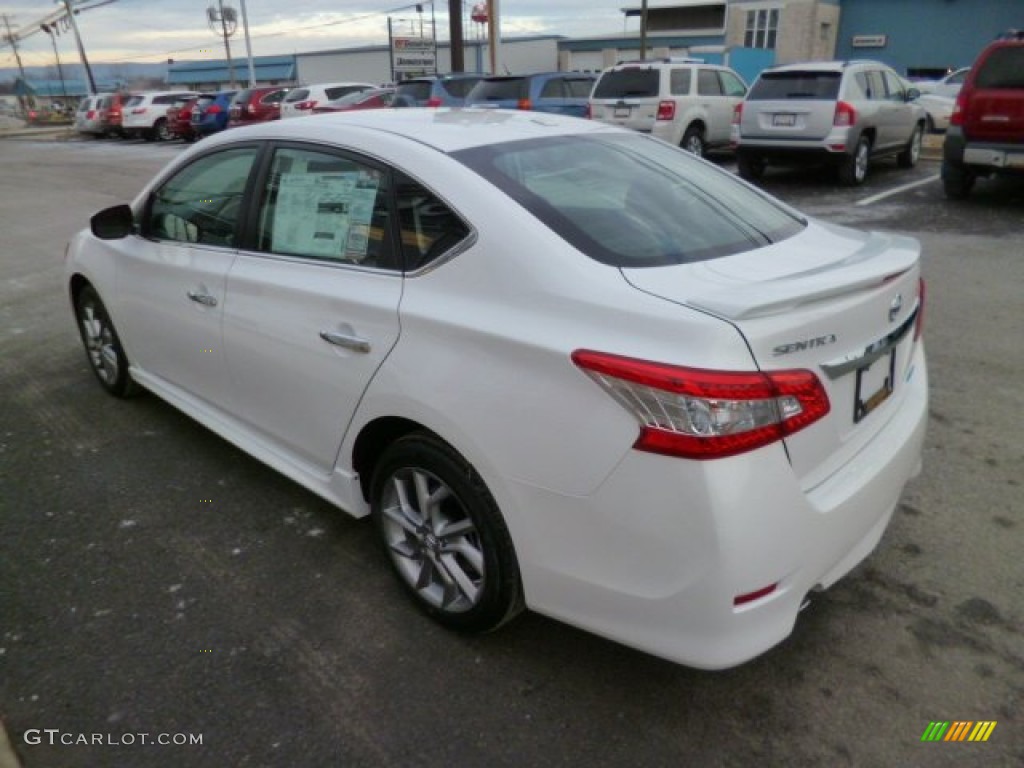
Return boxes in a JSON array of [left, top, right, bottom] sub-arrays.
[[311, 87, 396, 113], [166, 95, 208, 142], [98, 92, 134, 138], [227, 86, 289, 127]]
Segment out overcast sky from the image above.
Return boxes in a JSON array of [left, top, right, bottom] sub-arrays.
[[2, 0, 641, 68]]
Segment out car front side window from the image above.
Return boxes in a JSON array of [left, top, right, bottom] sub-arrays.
[[145, 147, 259, 247]]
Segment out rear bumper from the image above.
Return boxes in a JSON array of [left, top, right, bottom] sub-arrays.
[[507, 343, 928, 669], [943, 127, 1024, 176]]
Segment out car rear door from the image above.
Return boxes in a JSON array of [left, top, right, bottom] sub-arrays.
[[222, 144, 404, 472]]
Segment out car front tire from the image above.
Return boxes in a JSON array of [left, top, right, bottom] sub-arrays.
[[898, 125, 923, 168], [371, 432, 524, 633], [75, 285, 137, 398]]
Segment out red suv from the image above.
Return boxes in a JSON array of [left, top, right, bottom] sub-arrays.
[[942, 30, 1024, 199], [227, 86, 289, 127]]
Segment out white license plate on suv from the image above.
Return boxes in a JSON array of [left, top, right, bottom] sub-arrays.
[[772, 113, 797, 127], [614, 106, 631, 119]]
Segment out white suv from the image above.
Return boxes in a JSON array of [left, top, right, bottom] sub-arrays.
[[122, 91, 198, 141], [589, 57, 748, 157], [279, 82, 376, 118]]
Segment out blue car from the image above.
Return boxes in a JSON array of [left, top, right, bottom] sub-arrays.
[[464, 72, 597, 117], [393, 74, 486, 107], [192, 90, 237, 137]]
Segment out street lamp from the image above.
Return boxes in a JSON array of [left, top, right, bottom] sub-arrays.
[[39, 22, 69, 111]]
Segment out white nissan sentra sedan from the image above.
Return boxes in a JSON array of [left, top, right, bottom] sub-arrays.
[[65, 109, 927, 669]]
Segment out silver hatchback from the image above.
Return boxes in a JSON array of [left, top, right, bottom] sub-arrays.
[[732, 60, 926, 185]]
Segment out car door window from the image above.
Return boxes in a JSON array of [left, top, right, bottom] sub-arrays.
[[394, 173, 470, 271], [719, 71, 747, 98], [146, 147, 258, 247], [256, 146, 396, 269], [669, 68, 692, 96], [697, 69, 724, 96], [539, 78, 567, 99], [882, 71, 906, 102]]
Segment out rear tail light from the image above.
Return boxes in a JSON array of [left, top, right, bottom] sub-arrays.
[[572, 350, 830, 460], [732, 102, 743, 125], [207, 104, 222, 114], [132, 107, 147, 114], [914, 278, 926, 342], [86, 110, 95, 119], [949, 91, 967, 126], [295, 100, 317, 110], [656, 100, 676, 121], [517, 98, 533, 110], [247, 103, 256, 114], [426, 97, 443, 107], [833, 100, 856, 127]]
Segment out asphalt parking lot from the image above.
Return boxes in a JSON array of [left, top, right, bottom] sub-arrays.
[[1, 134, 1022, 767]]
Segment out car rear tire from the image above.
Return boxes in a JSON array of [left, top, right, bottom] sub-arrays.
[[941, 162, 976, 200], [737, 153, 766, 180], [897, 125, 923, 168], [838, 136, 870, 186], [681, 126, 706, 158], [371, 432, 524, 633], [151, 118, 170, 142], [75, 285, 137, 398]]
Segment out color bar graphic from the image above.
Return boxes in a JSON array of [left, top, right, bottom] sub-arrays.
[[921, 721, 996, 742]]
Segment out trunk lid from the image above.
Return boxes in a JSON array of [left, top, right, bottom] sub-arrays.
[[963, 45, 1024, 143], [622, 219, 923, 488], [741, 70, 842, 140]]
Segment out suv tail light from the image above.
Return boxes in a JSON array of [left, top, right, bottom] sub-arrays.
[[656, 100, 676, 121], [206, 104, 222, 115], [833, 101, 856, 127], [732, 103, 743, 125], [572, 350, 830, 460], [426, 97, 443, 107], [295, 100, 317, 110], [246, 103, 256, 114], [132, 107, 147, 115], [949, 90, 967, 126], [517, 98, 533, 110]]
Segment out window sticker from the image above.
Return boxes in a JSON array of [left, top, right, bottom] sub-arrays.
[[272, 171, 380, 261]]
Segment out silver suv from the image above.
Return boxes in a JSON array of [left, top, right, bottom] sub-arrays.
[[732, 60, 926, 185], [589, 57, 748, 157]]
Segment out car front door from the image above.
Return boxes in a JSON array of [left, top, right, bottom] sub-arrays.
[[116, 145, 260, 408], [221, 144, 404, 472], [880, 70, 915, 149]]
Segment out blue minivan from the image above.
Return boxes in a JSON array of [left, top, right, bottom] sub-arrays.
[[464, 72, 597, 117]]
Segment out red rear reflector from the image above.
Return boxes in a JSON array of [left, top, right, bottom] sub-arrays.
[[833, 100, 856, 127], [656, 100, 675, 121], [734, 584, 778, 606], [572, 351, 830, 460], [732, 102, 743, 125], [950, 91, 966, 126], [426, 97, 443, 107]]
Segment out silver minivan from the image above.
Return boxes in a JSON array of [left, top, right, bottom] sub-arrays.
[[732, 60, 926, 185]]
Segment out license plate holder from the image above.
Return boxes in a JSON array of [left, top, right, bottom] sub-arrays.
[[773, 113, 797, 127], [853, 348, 896, 423], [614, 106, 631, 118]]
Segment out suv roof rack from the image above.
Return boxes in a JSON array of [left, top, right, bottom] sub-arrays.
[[615, 56, 704, 66], [995, 28, 1023, 40]]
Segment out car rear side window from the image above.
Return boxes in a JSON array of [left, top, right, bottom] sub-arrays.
[[256, 147, 397, 270], [394, 173, 470, 271], [697, 69, 724, 96], [471, 78, 528, 101], [442, 77, 482, 98], [975, 48, 1024, 88], [285, 89, 309, 102], [540, 78, 567, 99], [594, 69, 660, 99], [670, 69, 692, 95], [454, 133, 804, 268], [146, 147, 258, 247], [324, 85, 367, 100], [749, 71, 841, 100]]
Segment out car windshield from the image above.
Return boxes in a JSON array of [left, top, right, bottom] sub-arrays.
[[749, 71, 841, 100], [454, 133, 805, 268], [593, 69, 660, 99]]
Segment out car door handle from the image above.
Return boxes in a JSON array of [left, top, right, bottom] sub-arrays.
[[187, 290, 218, 307], [319, 330, 371, 354]]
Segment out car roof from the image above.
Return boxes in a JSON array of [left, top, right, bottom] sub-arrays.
[[764, 60, 884, 74], [205, 107, 619, 153]]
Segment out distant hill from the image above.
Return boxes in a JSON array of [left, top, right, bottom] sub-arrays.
[[0, 61, 168, 87]]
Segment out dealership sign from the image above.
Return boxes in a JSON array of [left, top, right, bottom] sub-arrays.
[[852, 34, 888, 48], [393, 37, 437, 73]]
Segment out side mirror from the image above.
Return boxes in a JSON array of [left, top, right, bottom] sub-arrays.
[[91, 204, 134, 240], [906, 87, 921, 101]]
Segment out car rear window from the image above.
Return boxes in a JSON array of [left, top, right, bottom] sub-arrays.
[[396, 81, 432, 102], [975, 48, 1024, 89], [593, 69, 660, 99], [324, 85, 368, 100], [440, 77, 483, 98], [454, 133, 804, 268], [749, 71, 841, 100], [470, 78, 529, 101], [284, 89, 309, 102]]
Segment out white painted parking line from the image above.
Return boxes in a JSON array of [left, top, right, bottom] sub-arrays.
[[855, 174, 940, 206]]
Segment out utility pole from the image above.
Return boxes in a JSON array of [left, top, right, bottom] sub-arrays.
[[238, 0, 255, 87], [448, 0, 464, 72], [60, 0, 98, 94], [218, 0, 237, 88], [1, 14, 30, 112], [41, 23, 69, 110]]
